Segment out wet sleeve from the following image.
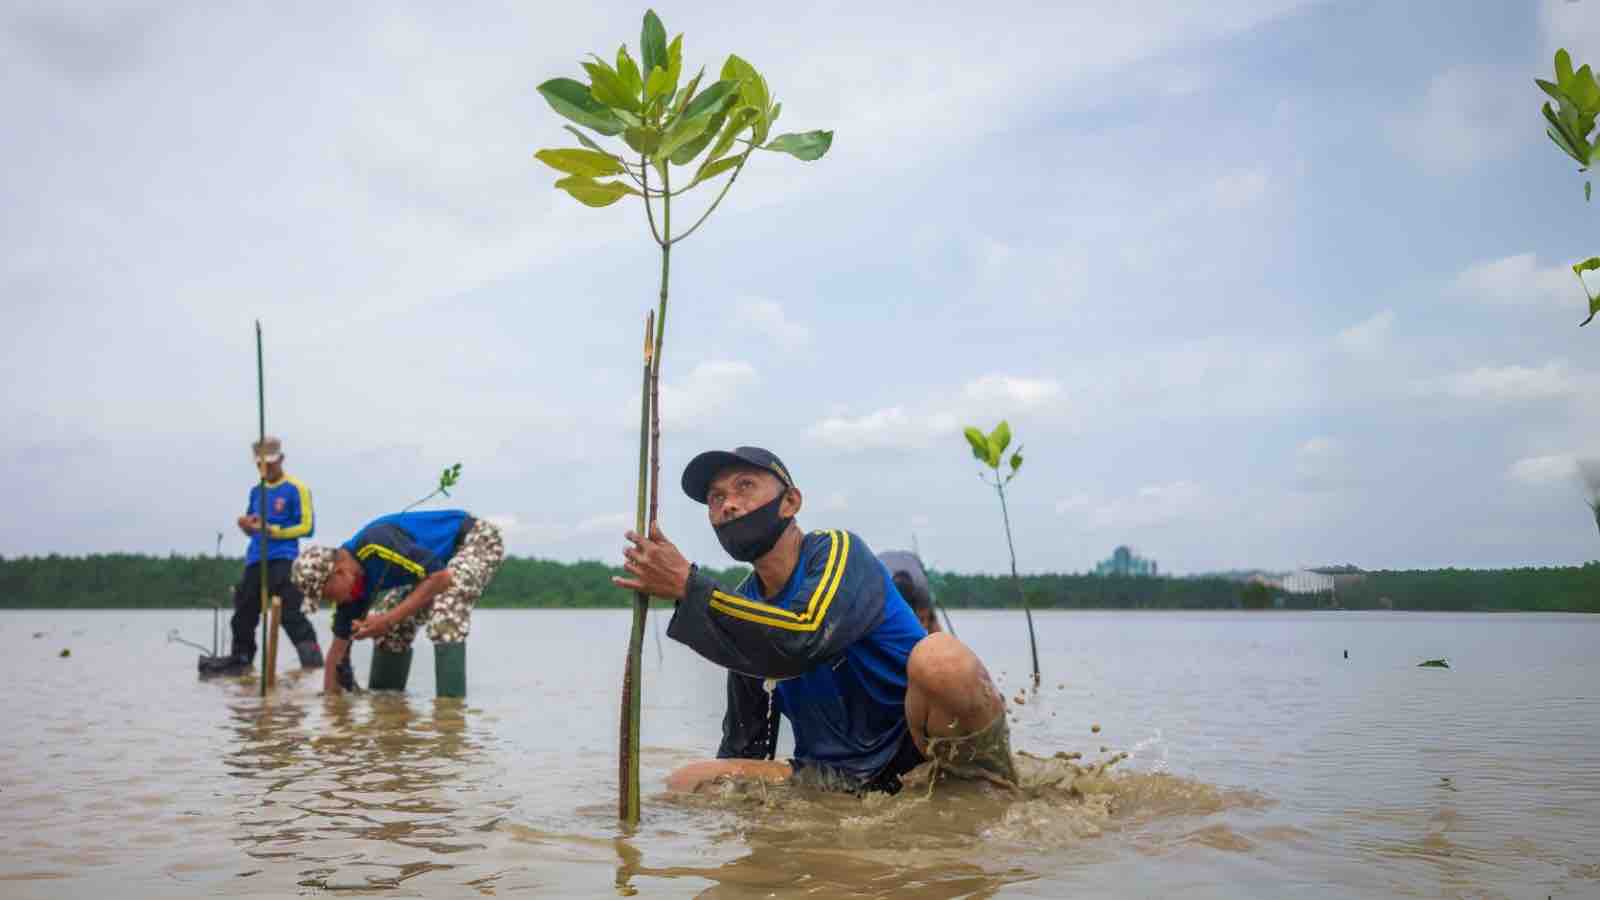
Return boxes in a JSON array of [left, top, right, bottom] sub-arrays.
[[666, 530, 887, 680], [716, 672, 779, 760], [349, 524, 441, 579]]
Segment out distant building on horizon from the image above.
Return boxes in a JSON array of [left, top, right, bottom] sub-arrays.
[[1094, 545, 1158, 576]]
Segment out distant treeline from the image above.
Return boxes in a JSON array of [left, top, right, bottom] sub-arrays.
[[0, 554, 1596, 612]]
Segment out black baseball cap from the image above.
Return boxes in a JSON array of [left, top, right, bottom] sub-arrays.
[[682, 446, 796, 504]]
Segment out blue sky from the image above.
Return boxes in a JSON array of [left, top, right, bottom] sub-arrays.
[[4, 1, 1600, 575]]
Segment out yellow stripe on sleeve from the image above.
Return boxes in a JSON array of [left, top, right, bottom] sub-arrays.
[[268, 477, 315, 539], [706, 530, 851, 632], [356, 544, 427, 580]]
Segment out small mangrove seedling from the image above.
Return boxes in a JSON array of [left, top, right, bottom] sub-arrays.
[[962, 420, 1041, 686], [403, 463, 463, 513], [1534, 49, 1600, 325], [534, 8, 833, 826]]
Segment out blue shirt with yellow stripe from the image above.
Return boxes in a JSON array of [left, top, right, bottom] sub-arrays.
[[668, 528, 928, 787], [333, 509, 472, 639], [244, 475, 314, 565]]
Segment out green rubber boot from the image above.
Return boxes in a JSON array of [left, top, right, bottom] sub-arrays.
[[369, 647, 414, 691], [434, 641, 467, 699]]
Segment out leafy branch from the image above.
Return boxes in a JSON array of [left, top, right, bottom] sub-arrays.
[[1535, 49, 1600, 326]]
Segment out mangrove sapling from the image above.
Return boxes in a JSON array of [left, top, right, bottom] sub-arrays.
[[404, 463, 463, 513], [962, 421, 1039, 686], [1534, 49, 1600, 325], [534, 8, 833, 825]]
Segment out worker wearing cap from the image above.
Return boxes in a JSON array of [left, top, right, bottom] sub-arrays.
[[878, 550, 944, 635], [290, 509, 503, 698], [199, 436, 324, 677], [616, 446, 1017, 793]]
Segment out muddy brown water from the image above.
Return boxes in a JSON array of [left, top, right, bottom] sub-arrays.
[[1, 609, 1596, 898]]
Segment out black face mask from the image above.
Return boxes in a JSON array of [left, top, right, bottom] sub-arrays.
[[714, 492, 793, 562]]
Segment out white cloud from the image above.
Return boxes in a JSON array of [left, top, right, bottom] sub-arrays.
[[1295, 436, 1352, 490], [1391, 65, 1527, 173], [808, 406, 958, 452], [1058, 481, 1213, 531], [735, 298, 810, 351], [1335, 309, 1393, 355], [1451, 253, 1575, 307], [659, 360, 760, 428], [1422, 361, 1584, 402], [962, 374, 1062, 408], [1508, 454, 1576, 487]]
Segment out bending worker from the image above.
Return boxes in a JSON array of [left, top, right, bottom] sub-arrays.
[[200, 436, 323, 677], [615, 445, 1017, 793], [291, 508, 503, 698]]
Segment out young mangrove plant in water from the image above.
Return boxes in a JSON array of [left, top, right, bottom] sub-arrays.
[[534, 8, 832, 825], [1535, 49, 1600, 325], [962, 421, 1040, 686]]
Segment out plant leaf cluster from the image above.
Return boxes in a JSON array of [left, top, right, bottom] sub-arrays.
[[1535, 49, 1600, 326], [534, 10, 831, 222], [964, 420, 1024, 484]]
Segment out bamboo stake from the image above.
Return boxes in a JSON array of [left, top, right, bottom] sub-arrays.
[[255, 321, 270, 697], [264, 596, 281, 689], [619, 311, 654, 825]]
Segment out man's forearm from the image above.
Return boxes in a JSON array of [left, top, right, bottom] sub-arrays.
[[389, 571, 452, 623], [324, 638, 351, 693]]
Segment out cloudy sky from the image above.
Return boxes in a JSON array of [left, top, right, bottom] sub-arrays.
[[5, 1, 1600, 575]]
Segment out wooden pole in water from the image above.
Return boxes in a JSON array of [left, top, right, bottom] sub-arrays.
[[264, 596, 281, 689], [255, 320, 270, 697], [619, 311, 653, 825]]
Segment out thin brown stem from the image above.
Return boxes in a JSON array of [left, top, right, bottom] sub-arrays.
[[670, 150, 749, 246]]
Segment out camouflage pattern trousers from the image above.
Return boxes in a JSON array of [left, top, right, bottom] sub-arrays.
[[372, 519, 504, 653]]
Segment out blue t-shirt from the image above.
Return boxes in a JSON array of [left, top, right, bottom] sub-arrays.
[[243, 475, 314, 565], [332, 509, 471, 638], [668, 529, 928, 785]]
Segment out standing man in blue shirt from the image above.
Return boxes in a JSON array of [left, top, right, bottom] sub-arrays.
[[290, 508, 504, 698], [199, 436, 324, 677], [615, 446, 1017, 794]]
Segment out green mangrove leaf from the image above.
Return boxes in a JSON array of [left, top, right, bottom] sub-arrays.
[[535, 148, 626, 178], [665, 34, 683, 97], [656, 112, 715, 163], [1588, 180, 1593, 203], [1009, 446, 1024, 473], [964, 427, 995, 467], [538, 78, 624, 136], [1557, 49, 1574, 87], [562, 125, 607, 153], [616, 46, 642, 104], [669, 111, 724, 165], [623, 125, 661, 155], [706, 106, 758, 163], [680, 79, 738, 121], [762, 130, 833, 161], [672, 68, 704, 118], [1576, 258, 1600, 326], [554, 175, 640, 207], [1573, 256, 1600, 278], [692, 155, 742, 186], [641, 10, 667, 76], [583, 59, 639, 113], [1537, 78, 1566, 103], [645, 66, 670, 102], [989, 421, 1012, 458]]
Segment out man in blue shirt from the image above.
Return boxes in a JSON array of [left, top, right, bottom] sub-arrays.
[[199, 436, 323, 678], [615, 446, 1017, 793], [290, 508, 504, 698]]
